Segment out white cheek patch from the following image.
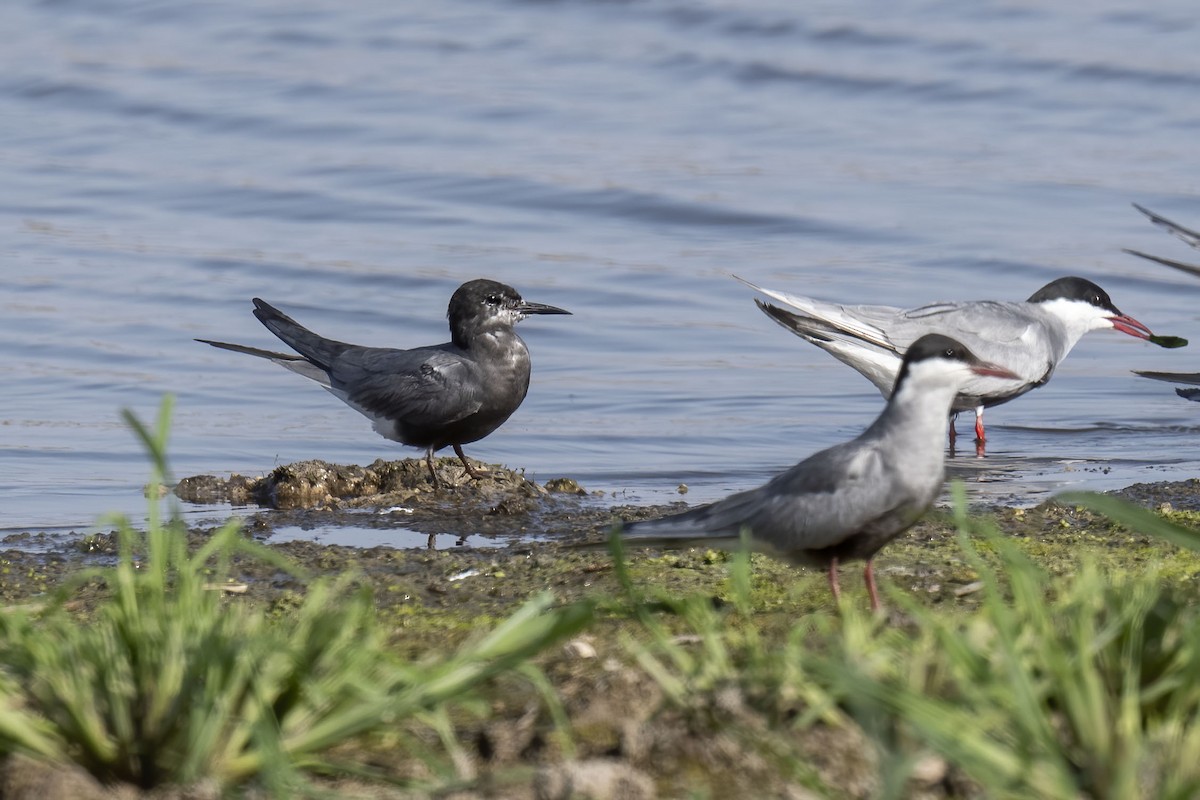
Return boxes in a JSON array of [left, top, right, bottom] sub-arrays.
[[1040, 297, 1108, 331]]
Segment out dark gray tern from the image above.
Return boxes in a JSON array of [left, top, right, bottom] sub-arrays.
[[737, 275, 1154, 447], [198, 279, 570, 486], [613, 334, 1019, 611]]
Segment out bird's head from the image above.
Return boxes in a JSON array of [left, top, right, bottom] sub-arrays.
[[447, 279, 570, 346], [1027, 276, 1152, 339], [892, 334, 1019, 398]]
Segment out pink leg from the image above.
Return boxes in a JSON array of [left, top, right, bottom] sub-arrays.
[[827, 557, 841, 603], [973, 406, 986, 442], [948, 413, 958, 444], [864, 560, 882, 613]]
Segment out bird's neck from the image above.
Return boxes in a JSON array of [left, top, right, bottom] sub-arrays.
[[1048, 317, 1090, 356], [1033, 301, 1103, 358], [458, 327, 526, 353], [870, 378, 957, 451], [452, 323, 523, 351]]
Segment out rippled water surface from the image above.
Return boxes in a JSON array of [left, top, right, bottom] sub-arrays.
[[4, 0, 1200, 540]]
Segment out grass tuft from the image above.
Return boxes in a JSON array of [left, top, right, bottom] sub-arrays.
[[0, 396, 592, 793], [612, 483, 1200, 798]]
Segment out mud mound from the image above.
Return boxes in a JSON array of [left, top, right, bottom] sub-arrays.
[[174, 456, 578, 510]]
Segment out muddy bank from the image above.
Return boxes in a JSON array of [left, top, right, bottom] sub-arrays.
[[171, 455, 676, 543], [3, 458, 1200, 798]]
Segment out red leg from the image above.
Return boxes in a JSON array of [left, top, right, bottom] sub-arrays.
[[974, 407, 987, 457], [827, 557, 841, 603], [864, 560, 882, 613], [948, 413, 958, 444]]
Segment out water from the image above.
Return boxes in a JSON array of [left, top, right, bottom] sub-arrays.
[[3, 0, 1200, 542]]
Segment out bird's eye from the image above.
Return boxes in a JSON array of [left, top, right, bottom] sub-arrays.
[[944, 348, 957, 358], [485, 294, 501, 306]]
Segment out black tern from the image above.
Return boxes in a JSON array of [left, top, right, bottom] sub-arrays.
[[737, 275, 1155, 447], [198, 279, 570, 486], [611, 334, 1018, 611]]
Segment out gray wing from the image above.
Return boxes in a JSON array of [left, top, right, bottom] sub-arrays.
[[891, 301, 1061, 388], [728, 441, 918, 553], [196, 338, 332, 385], [894, 301, 1039, 347], [328, 346, 483, 429], [743, 276, 1052, 361], [624, 438, 922, 555], [744, 278, 1057, 404], [797, 297, 1048, 354]]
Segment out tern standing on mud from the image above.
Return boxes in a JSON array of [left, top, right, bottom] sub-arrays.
[[198, 279, 570, 487], [616, 334, 1018, 611], [740, 276, 1155, 447]]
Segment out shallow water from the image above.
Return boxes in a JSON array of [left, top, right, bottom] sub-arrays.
[[3, 0, 1200, 541]]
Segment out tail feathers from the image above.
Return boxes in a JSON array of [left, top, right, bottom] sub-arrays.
[[738, 276, 841, 321], [197, 337, 331, 385], [617, 512, 741, 552], [251, 298, 352, 371], [756, 300, 897, 354], [738, 276, 893, 350], [569, 511, 741, 553], [755, 301, 899, 395], [619, 531, 741, 552], [197, 338, 300, 361], [572, 531, 741, 554], [752, 297, 895, 353], [755, 300, 842, 344]]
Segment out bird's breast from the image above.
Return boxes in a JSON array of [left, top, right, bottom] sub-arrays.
[[472, 333, 532, 381]]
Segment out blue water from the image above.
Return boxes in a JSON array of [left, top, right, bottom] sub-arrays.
[[3, 0, 1200, 540]]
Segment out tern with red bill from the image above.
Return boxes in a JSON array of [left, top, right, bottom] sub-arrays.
[[738, 276, 1157, 447]]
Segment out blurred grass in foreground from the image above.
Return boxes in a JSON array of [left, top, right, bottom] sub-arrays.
[[2, 396, 1200, 797], [0, 397, 592, 794], [613, 484, 1200, 799]]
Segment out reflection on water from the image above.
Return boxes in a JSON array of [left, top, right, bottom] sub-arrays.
[[3, 0, 1200, 540], [267, 525, 519, 552]]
